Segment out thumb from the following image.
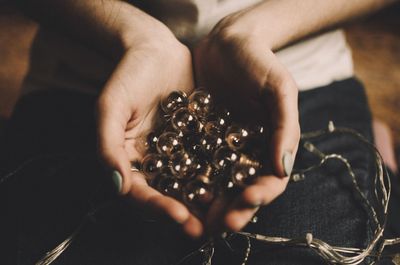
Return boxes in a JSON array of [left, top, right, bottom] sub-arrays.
[[97, 93, 133, 194], [262, 52, 300, 177], [96, 51, 156, 194]]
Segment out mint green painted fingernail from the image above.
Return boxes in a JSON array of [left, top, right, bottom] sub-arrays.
[[112, 170, 122, 193], [251, 201, 263, 208], [282, 151, 294, 177]]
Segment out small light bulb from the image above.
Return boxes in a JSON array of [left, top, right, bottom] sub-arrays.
[[156, 131, 183, 156], [141, 153, 167, 181], [188, 90, 213, 120], [156, 175, 182, 199], [160, 91, 188, 114], [183, 180, 214, 207], [171, 107, 201, 134], [213, 146, 240, 170], [170, 151, 198, 179]]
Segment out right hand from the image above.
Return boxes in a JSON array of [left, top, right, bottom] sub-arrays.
[[97, 16, 203, 238], [194, 12, 300, 234]]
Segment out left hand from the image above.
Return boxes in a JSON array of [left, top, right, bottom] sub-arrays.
[[193, 10, 301, 235]]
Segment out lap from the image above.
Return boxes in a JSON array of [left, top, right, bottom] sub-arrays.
[[0, 78, 389, 265]]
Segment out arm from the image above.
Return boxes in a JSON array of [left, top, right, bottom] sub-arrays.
[[217, 0, 397, 51], [17, 0, 174, 57]]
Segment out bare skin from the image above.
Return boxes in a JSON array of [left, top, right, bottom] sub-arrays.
[[373, 119, 398, 174], [16, 0, 398, 237]]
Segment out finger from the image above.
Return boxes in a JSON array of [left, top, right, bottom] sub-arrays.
[[182, 214, 204, 239], [129, 171, 204, 235], [241, 175, 289, 206], [205, 174, 289, 234], [223, 175, 289, 232], [224, 207, 259, 232], [128, 171, 188, 220], [97, 52, 161, 194], [261, 52, 300, 177], [205, 194, 231, 235], [97, 91, 133, 194]]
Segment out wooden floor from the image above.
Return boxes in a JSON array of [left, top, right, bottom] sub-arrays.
[[345, 4, 400, 156]]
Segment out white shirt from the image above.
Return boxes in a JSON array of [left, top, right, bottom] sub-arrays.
[[23, 0, 354, 94], [135, 0, 354, 90]]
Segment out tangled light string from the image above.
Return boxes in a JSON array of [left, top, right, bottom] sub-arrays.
[[174, 121, 400, 265], [21, 122, 400, 265]]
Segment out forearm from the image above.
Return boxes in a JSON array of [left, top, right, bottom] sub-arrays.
[[17, 0, 175, 57], [227, 0, 397, 50]]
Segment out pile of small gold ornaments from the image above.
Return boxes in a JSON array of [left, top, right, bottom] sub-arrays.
[[140, 89, 266, 214]]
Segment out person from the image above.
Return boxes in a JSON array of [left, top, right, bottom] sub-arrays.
[[0, 0, 399, 264]]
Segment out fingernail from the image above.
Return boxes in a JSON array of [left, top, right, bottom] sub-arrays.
[[112, 170, 122, 193], [250, 200, 263, 208], [282, 151, 294, 177]]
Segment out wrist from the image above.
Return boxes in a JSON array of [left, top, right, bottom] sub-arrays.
[[118, 3, 180, 52], [211, 10, 276, 51]]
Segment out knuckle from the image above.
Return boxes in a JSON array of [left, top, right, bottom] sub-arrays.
[[98, 143, 112, 162], [96, 93, 113, 117], [293, 123, 301, 142], [260, 179, 289, 203], [215, 26, 237, 44], [274, 79, 297, 98], [210, 23, 243, 50], [295, 128, 301, 142], [264, 69, 297, 99], [242, 187, 260, 203], [225, 215, 242, 232], [277, 178, 290, 194], [146, 194, 163, 208], [160, 41, 191, 61]]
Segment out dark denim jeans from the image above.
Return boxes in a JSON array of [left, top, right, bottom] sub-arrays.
[[0, 78, 399, 265]]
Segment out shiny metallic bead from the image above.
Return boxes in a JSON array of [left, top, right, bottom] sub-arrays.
[[182, 133, 200, 148], [204, 121, 224, 137], [225, 124, 251, 151], [141, 153, 166, 181], [217, 109, 231, 126], [156, 175, 182, 199], [238, 154, 261, 167], [187, 143, 203, 157], [249, 124, 266, 144], [160, 91, 188, 114], [199, 134, 223, 154], [188, 90, 213, 119], [156, 131, 183, 156], [145, 131, 159, 152], [171, 107, 201, 134], [231, 163, 260, 187], [194, 158, 210, 172], [163, 121, 185, 138], [251, 125, 265, 135], [170, 151, 198, 179], [213, 146, 240, 170], [182, 135, 207, 159], [209, 109, 231, 127], [183, 180, 215, 207], [248, 125, 268, 156], [216, 177, 237, 193], [195, 164, 219, 185]]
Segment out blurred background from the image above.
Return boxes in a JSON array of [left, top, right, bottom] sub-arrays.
[[0, 2, 400, 159], [345, 3, 400, 158]]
